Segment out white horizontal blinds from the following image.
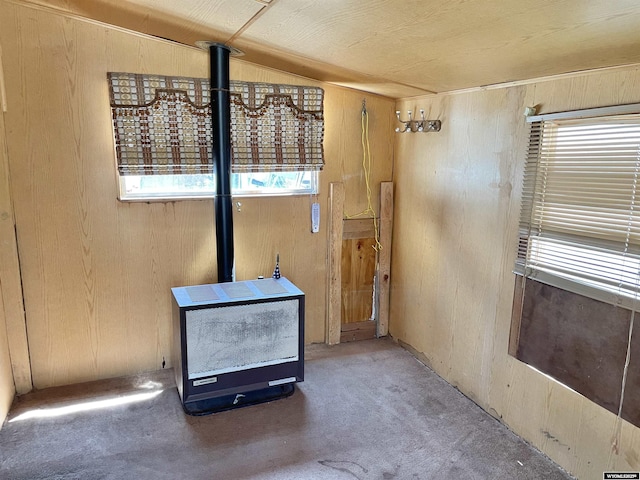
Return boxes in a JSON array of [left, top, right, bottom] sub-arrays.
[[515, 120, 543, 275], [517, 110, 640, 307]]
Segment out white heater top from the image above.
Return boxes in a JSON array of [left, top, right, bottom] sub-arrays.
[[172, 276, 303, 308]]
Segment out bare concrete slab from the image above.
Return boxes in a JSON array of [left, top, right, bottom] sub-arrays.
[[0, 338, 573, 479]]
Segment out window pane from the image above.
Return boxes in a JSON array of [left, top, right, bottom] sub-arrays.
[[119, 171, 318, 200], [232, 172, 316, 196]]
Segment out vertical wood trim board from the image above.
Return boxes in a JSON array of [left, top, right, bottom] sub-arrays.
[[377, 182, 393, 337], [0, 44, 7, 112], [0, 91, 18, 421], [327, 182, 344, 345], [0, 283, 14, 426], [0, 99, 32, 394], [508, 275, 524, 357]]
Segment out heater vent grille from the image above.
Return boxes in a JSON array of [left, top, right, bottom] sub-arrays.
[[185, 299, 299, 379]]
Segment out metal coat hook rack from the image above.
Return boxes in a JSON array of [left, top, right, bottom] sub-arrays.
[[395, 109, 441, 133]]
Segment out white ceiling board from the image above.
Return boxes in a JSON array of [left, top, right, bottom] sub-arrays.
[[15, 0, 640, 98], [244, 0, 640, 93], [118, 0, 264, 38]]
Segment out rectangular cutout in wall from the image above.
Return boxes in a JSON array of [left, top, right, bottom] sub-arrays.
[[514, 279, 640, 426]]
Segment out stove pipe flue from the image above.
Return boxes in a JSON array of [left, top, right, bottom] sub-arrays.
[[199, 42, 240, 283]]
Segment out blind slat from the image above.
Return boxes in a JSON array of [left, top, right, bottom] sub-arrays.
[[516, 111, 640, 307]]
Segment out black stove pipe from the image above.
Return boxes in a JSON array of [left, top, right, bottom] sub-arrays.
[[209, 43, 234, 283]]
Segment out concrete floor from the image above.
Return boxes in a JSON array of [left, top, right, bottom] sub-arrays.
[[0, 338, 573, 479]]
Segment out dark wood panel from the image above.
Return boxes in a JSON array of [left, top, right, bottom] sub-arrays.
[[517, 280, 635, 422], [340, 320, 376, 343]]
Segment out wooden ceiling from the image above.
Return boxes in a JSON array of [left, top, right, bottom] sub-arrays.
[[22, 0, 640, 98]]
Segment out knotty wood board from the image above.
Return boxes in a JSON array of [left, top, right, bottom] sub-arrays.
[[341, 235, 376, 325], [377, 182, 393, 337], [342, 218, 375, 239], [327, 183, 345, 345]]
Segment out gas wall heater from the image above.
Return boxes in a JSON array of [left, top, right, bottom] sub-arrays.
[[172, 43, 304, 414], [172, 277, 304, 414]]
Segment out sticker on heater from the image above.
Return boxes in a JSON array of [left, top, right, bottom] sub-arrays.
[[269, 377, 297, 387], [193, 377, 218, 387]]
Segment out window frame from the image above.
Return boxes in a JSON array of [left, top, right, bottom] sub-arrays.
[[117, 170, 320, 201]]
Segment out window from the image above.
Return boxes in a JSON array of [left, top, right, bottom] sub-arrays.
[[511, 104, 640, 429], [108, 72, 325, 201], [516, 104, 640, 309], [118, 171, 318, 200]]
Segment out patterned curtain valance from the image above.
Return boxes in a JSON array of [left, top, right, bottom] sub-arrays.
[[108, 72, 325, 175]]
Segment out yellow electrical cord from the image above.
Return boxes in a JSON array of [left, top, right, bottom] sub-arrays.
[[345, 101, 383, 252]]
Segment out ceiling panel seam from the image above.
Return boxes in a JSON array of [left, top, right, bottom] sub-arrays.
[[225, 0, 277, 46]]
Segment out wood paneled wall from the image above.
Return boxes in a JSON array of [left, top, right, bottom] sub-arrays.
[[0, 288, 13, 429], [391, 65, 640, 479], [0, 0, 394, 390], [0, 95, 17, 427]]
